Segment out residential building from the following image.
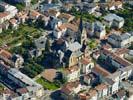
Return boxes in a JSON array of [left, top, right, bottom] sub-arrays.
[[48, 9, 60, 18], [64, 65, 80, 82], [9, 18, 18, 29], [11, 54, 24, 68], [94, 21, 106, 39], [58, 13, 75, 23], [16, 11, 28, 24], [108, 32, 133, 48], [85, 21, 106, 39], [29, 10, 41, 20], [95, 83, 108, 98], [0, 12, 10, 24], [78, 89, 98, 100], [7, 68, 44, 98], [61, 81, 82, 100], [83, 73, 98, 86], [103, 14, 124, 28], [108, 1, 123, 10], [79, 57, 94, 74]]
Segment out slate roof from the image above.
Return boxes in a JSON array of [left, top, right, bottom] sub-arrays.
[[68, 42, 82, 52], [108, 32, 131, 41], [104, 14, 124, 22]]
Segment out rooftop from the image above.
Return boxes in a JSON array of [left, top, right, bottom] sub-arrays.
[[0, 48, 12, 59], [104, 14, 124, 22], [95, 83, 107, 91], [80, 58, 91, 65], [0, 12, 9, 18], [92, 64, 111, 77], [64, 65, 79, 74], [61, 80, 80, 95], [41, 69, 57, 82], [68, 42, 82, 52], [8, 68, 42, 90]]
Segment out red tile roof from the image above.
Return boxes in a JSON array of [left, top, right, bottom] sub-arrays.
[[93, 64, 111, 77], [101, 48, 131, 67], [95, 83, 107, 91], [0, 12, 9, 18], [0, 48, 12, 59], [61, 80, 80, 95], [80, 58, 91, 65]]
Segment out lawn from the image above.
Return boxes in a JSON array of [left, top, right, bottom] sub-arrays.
[[36, 77, 60, 90], [0, 24, 41, 49]]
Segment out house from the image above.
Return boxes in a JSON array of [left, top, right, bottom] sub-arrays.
[[124, 50, 133, 60], [48, 17, 62, 30], [92, 64, 111, 77], [83, 73, 98, 86], [79, 57, 94, 74], [29, 10, 41, 20], [108, 1, 123, 10], [104, 78, 119, 95], [16, 88, 29, 100], [0, 2, 18, 18], [16, 11, 28, 23], [113, 89, 126, 100], [92, 50, 100, 60], [48, 9, 60, 17], [100, 48, 132, 68], [63, 42, 83, 67], [62, 3, 73, 11], [95, 83, 108, 98], [0, 12, 10, 24], [61, 81, 82, 100], [114, 48, 129, 58], [0, 48, 12, 59], [1, 89, 22, 100], [53, 24, 67, 38], [78, 89, 98, 100], [103, 14, 124, 28], [9, 18, 18, 29], [85, 21, 106, 39], [108, 32, 133, 47], [64, 65, 80, 82], [58, 13, 75, 23], [76, 3, 99, 14], [94, 21, 106, 39], [11, 54, 24, 68], [2, 21, 9, 30]]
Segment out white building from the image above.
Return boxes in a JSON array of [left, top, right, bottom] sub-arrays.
[[7, 68, 44, 98], [64, 65, 80, 82], [104, 14, 124, 28], [108, 32, 133, 48]]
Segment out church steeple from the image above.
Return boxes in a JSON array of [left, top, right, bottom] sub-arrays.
[[77, 14, 87, 46], [79, 16, 83, 33]]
